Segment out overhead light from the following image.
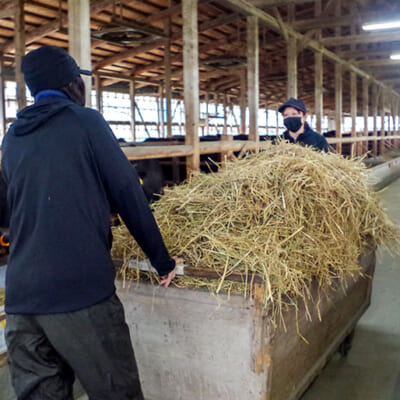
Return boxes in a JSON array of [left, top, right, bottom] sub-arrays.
[[362, 21, 400, 31], [390, 54, 400, 60]]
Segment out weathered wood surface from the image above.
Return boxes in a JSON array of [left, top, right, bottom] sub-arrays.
[[116, 246, 376, 400]]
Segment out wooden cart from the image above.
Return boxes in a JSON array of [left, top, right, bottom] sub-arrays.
[[116, 246, 375, 400]]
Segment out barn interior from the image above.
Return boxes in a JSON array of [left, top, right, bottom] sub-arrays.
[[1, 1, 400, 399]]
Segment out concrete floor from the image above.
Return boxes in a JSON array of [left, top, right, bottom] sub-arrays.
[[301, 178, 400, 400]]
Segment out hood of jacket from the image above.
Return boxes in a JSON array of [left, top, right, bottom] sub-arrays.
[[9, 97, 73, 136]]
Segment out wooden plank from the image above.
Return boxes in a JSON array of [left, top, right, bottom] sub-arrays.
[[286, 4, 297, 98], [95, 11, 240, 72], [363, 78, 369, 155], [183, 0, 200, 175], [372, 84, 379, 156], [216, 0, 400, 100], [350, 72, 357, 157], [314, 0, 322, 134], [240, 69, 246, 134], [68, 0, 92, 107], [129, 80, 136, 142], [1, 0, 113, 54], [247, 16, 259, 143], [0, 0, 16, 19], [322, 32, 400, 47], [335, 64, 342, 154], [14, 0, 26, 112], [94, 74, 102, 113], [355, 59, 400, 68], [380, 90, 386, 155], [164, 15, 173, 138], [249, 0, 316, 6]]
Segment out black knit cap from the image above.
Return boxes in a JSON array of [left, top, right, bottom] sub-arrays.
[[21, 45, 92, 96], [278, 97, 307, 114]]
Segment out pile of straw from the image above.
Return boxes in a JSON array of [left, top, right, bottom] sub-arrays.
[[112, 142, 400, 322]]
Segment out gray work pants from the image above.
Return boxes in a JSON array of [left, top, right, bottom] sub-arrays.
[[5, 294, 143, 400]]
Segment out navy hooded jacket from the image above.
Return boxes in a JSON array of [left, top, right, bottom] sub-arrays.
[[283, 124, 329, 152], [1, 96, 175, 314]]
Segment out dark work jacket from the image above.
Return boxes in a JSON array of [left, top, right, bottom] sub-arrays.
[[283, 124, 329, 152], [1, 97, 175, 314]]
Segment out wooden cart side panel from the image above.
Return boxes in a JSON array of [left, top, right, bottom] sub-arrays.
[[269, 247, 376, 400], [117, 284, 267, 400]]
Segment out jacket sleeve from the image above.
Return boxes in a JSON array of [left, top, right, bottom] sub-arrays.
[[81, 108, 175, 276], [320, 136, 330, 153]]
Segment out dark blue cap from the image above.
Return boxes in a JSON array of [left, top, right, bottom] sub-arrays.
[[278, 97, 307, 114], [21, 46, 92, 96]]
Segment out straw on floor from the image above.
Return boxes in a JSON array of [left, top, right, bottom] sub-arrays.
[[112, 142, 400, 324]]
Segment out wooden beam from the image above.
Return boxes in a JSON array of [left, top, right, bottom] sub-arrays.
[[355, 59, 400, 68], [68, 0, 92, 107], [380, 90, 385, 155], [362, 78, 369, 155], [322, 32, 400, 47], [240, 69, 246, 134], [0, 0, 16, 19], [129, 80, 136, 142], [95, 12, 241, 71], [335, 64, 343, 155], [314, 0, 323, 134], [1, 0, 113, 54], [164, 15, 172, 138], [249, 0, 316, 7], [14, 0, 26, 112], [94, 74, 103, 113], [350, 72, 357, 139], [372, 84, 379, 156], [287, 39, 297, 98], [216, 0, 400, 99], [183, 0, 200, 174], [247, 16, 259, 143]]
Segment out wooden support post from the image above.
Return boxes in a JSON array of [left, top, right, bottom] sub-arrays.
[[183, 0, 200, 174], [68, 0, 92, 107], [160, 85, 165, 137], [380, 90, 385, 155], [362, 78, 369, 155], [240, 69, 246, 135], [334, 0, 341, 155], [287, 39, 297, 98], [205, 91, 210, 136], [314, 0, 323, 134], [265, 102, 269, 135], [164, 15, 172, 138], [223, 92, 228, 136], [129, 80, 136, 142], [335, 64, 342, 155], [94, 74, 102, 113], [15, 0, 26, 111], [372, 84, 378, 157], [350, 72, 357, 157], [0, 57, 6, 138], [247, 16, 259, 143]]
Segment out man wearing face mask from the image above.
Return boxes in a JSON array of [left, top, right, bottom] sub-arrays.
[[278, 97, 329, 152], [1, 46, 178, 399]]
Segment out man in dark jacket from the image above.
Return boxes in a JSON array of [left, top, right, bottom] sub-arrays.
[[1, 46, 177, 400], [279, 97, 329, 152]]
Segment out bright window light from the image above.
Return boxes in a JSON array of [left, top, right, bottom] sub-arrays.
[[390, 54, 400, 60], [362, 21, 400, 31]]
